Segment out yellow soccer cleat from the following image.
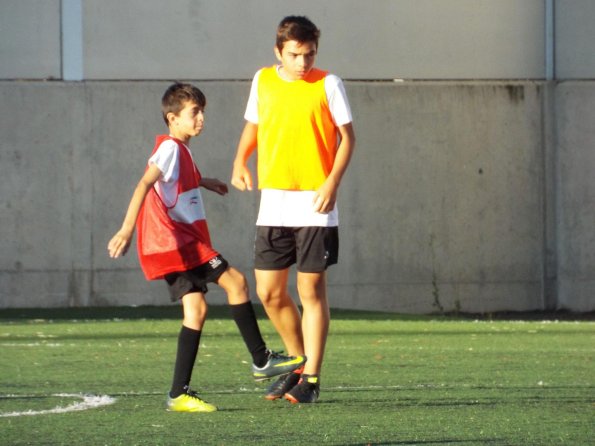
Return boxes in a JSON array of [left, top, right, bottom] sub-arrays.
[[166, 389, 217, 413]]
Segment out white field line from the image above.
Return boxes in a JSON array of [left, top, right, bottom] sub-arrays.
[[0, 393, 116, 418]]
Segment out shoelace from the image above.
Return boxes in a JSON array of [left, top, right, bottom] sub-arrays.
[[184, 388, 204, 400], [267, 350, 287, 359]]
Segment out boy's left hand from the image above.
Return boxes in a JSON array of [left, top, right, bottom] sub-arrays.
[[201, 178, 229, 196], [313, 180, 338, 214]]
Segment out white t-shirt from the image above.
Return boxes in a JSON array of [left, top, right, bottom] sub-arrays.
[[148, 139, 180, 208], [245, 66, 353, 227]]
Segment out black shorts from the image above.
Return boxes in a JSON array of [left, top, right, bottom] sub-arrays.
[[254, 226, 338, 273], [164, 255, 229, 302]]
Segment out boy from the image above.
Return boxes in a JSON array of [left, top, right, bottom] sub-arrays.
[[231, 16, 355, 403], [108, 83, 305, 412]]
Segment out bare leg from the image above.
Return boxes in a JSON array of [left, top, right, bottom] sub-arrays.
[[216, 266, 249, 305], [296, 271, 329, 376], [181, 291, 208, 330], [255, 268, 304, 357]]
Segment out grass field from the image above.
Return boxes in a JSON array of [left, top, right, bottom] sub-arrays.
[[0, 305, 593, 446]]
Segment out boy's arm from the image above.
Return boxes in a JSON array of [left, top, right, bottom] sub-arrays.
[[107, 164, 162, 258], [313, 122, 356, 214], [200, 177, 229, 196], [231, 122, 258, 191]]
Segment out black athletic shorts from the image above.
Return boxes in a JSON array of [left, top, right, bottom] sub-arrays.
[[254, 226, 339, 273], [164, 255, 229, 301]]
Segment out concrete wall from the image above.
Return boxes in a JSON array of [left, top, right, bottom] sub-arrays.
[[1, 1, 595, 312], [2, 80, 579, 313], [556, 0, 595, 79], [1, 0, 546, 81], [335, 82, 547, 313], [6, 0, 595, 81], [556, 83, 595, 311], [0, 0, 61, 79], [81, 0, 545, 80]]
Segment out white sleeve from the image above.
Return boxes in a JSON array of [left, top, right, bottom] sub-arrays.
[[325, 74, 353, 127], [148, 139, 179, 183], [243, 70, 262, 124]]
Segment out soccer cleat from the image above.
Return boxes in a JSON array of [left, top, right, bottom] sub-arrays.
[[166, 388, 217, 413], [284, 374, 320, 404], [252, 350, 306, 381], [264, 370, 302, 400]]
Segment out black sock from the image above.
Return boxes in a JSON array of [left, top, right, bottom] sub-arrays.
[[170, 326, 201, 398], [229, 302, 268, 367]]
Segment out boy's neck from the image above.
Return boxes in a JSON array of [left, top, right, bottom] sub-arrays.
[[169, 132, 190, 145]]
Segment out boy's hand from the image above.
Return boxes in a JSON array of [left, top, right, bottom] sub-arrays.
[[313, 179, 338, 214], [107, 230, 132, 258], [231, 164, 253, 191], [200, 178, 229, 196]]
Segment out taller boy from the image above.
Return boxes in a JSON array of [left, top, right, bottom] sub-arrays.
[[232, 16, 356, 403]]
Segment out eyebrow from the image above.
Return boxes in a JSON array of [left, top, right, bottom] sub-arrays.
[[288, 50, 316, 56]]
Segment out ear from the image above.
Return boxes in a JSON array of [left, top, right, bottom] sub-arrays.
[[274, 45, 282, 62], [166, 112, 177, 126]]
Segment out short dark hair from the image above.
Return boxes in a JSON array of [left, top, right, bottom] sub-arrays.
[[276, 16, 320, 52], [161, 83, 206, 125]]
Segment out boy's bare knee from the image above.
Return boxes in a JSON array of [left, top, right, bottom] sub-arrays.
[[257, 286, 287, 308], [182, 291, 208, 320], [183, 302, 208, 330], [236, 271, 249, 293], [219, 268, 250, 306], [220, 267, 248, 294], [297, 272, 326, 302]]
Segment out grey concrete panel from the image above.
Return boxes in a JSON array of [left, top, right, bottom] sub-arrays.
[[556, 82, 595, 311], [82, 0, 545, 80], [9, 1, 595, 81], [555, 0, 595, 79], [0, 83, 87, 271], [336, 82, 545, 313], [0, 0, 61, 79], [0, 81, 561, 312]]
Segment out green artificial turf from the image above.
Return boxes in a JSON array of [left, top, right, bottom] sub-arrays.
[[0, 306, 593, 445]]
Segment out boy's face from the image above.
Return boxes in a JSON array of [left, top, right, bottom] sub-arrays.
[[168, 100, 205, 142], [275, 40, 317, 81]]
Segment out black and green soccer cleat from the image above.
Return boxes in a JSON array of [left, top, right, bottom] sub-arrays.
[[252, 350, 306, 381], [284, 374, 320, 404], [264, 369, 302, 400]]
